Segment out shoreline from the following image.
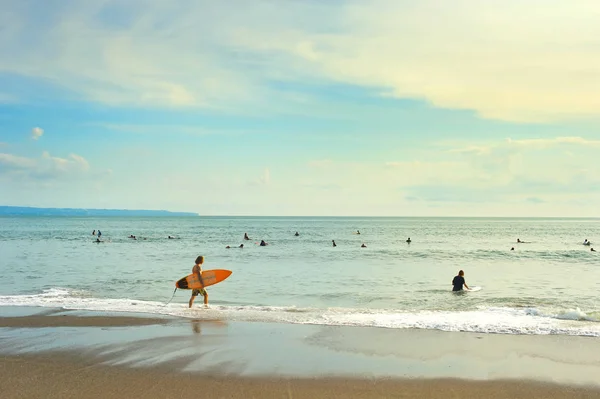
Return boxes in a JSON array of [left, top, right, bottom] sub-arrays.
[[3, 352, 600, 399], [2, 307, 600, 388]]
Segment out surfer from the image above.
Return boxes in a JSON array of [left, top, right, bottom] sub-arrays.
[[295, 232, 299, 236], [189, 256, 208, 308], [95, 238, 101, 243], [583, 239, 591, 246], [259, 240, 267, 246], [244, 233, 250, 240], [98, 230, 102, 238], [332, 240, 337, 247], [511, 247, 515, 251], [239, 244, 244, 248], [517, 238, 522, 243], [592, 248, 596, 252], [168, 235, 174, 239], [452, 270, 470, 291], [406, 237, 411, 243], [92, 230, 96, 235], [356, 230, 361, 235], [361, 243, 367, 248]]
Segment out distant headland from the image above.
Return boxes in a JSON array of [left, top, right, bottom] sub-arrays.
[[0, 206, 198, 217]]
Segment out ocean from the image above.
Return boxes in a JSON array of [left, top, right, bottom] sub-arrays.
[[1, 216, 599, 336]]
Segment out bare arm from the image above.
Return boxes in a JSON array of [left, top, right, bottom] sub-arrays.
[[464, 282, 470, 290]]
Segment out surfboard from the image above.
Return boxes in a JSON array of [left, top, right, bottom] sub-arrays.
[[467, 286, 482, 292], [175, 269, 232, 290]]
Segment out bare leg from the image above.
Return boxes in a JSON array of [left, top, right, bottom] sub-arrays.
[[203, 292, 209, 305], [189, 295, 195, 308]]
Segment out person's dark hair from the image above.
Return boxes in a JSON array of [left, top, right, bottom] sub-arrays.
[[195, 256, 204, 264], [458, 270, 464, 276]]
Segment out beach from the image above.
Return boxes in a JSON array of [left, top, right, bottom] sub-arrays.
[[2, 308, 600, 398], [1, 216, 600, 397]]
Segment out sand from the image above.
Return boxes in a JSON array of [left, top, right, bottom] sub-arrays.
[[2, 353, 600, 399], [0, 314, 170, 328], [2, 309, 600, 398]]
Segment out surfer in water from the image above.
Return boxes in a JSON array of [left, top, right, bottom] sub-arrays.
[[406, 237, 411, 243], [189, 256, 208, 308], [259, 240, 267, 246], [295, 232, 299, 236], [361, 243, 367, 248], [452, 270, 470, 291], [92, 230, 96, 235], [244, 233, 250, 240], [592, 248, 596, 252], [332, 240, 337, 247]]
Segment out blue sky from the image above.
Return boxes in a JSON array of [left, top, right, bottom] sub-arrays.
[[1, 0, 600, 216]]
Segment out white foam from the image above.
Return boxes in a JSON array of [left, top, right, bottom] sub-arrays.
[[1, 289, 599, 337]]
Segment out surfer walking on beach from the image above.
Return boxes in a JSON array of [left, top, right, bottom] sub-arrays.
[[189, 256, 208, 308], [452, 270, 470, 291]]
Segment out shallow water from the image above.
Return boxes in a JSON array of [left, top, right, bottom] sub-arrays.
[[1, 216, 599, 336]]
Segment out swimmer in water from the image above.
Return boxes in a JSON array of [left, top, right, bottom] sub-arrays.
[[361, 243, 367, 248], [452, 270, 470, 291], [244, 233, 250, 240], [332, 240, 337, 247], [511, 247, 515, 251], [295, 232, 299, 236]]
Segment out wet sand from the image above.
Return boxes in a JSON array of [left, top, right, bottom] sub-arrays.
[[2, 309, 600, 398], [2, 352, 600, 399], [0, 314, 170, 328]]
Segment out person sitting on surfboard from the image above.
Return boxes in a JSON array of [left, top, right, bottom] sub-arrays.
[[361, 243, 367, 248], [406, 237, 411, 243], [332, 240, 337, 247], [452, 270, 470, 292], [244, 233, 250, 240], [259, 240, 267, 246], [295, 232, 299, 236], [189, 256, 208, 308]]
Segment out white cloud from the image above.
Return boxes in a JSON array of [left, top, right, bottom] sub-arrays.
[[31, 127, 43, 140], [0, 151, 93, 180], [0, 153, 37, 169], [2, 1, 600, 121]]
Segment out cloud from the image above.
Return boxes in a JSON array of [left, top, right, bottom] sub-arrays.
[[31, 127, 44, 140], [0, 153, 37, 169], [2, 1, 600, 122], [0, 151, 93, 180]]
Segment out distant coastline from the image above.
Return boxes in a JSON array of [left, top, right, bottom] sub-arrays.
[[0, 206, 198, 217]]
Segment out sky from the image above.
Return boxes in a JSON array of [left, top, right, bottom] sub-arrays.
[[1, 0, 600, 217]]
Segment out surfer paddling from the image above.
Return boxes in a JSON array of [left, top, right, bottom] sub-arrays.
[[189, 256, 208, 308]]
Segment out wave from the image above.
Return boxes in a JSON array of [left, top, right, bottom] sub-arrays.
[[1, 288, 599, 337]]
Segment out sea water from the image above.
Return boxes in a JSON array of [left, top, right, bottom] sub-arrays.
[[1, 216, 599, 336]]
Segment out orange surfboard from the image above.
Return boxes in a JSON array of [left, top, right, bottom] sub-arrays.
[[175, 269, 232, 290]]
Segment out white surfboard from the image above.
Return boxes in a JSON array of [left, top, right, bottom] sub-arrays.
[[467, 286, 482, 292]]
